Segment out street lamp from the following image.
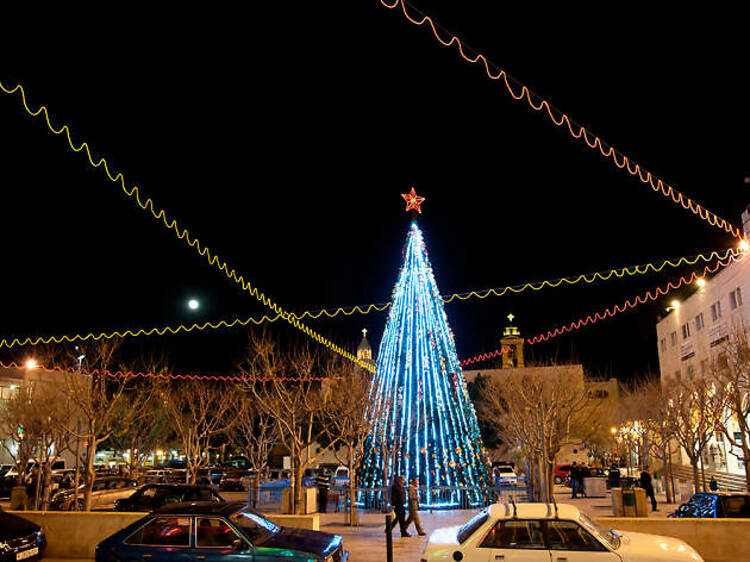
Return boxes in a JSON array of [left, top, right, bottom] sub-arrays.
[[24, 358, 38, 370]]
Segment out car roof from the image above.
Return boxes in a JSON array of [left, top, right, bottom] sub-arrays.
[[153, 500, 246, 516], [489, 502, 580, 520]]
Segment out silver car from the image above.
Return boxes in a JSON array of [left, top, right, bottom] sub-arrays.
[[51, 477, 138, 510]]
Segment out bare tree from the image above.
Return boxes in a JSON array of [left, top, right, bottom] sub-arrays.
[[667, 376, 726, 492], [158, 379, 236, 484], [61, 340, 131, 510], [712, 327, 750, 489], [228, 397, 279, 507], [479, 366, 594, 502], [617, 379, 679, 502], [240, 334, 341, 514], [0, 385, 38, 485], [321, 360, 379, 525]]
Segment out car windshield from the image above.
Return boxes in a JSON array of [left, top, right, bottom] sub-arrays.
[[497, 467, 513, 473], [457, 509, 489, 543], [578, 512, 620, 550], [229, 508, 280, 542]]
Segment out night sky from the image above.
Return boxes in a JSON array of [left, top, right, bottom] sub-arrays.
[[2, 3, 748, 381]]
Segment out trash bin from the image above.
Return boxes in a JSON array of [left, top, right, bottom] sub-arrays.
[[10, 486, 28, 510], [584, 477, 607, 498], [281, 487, 316, 514], [622, 489, 636, 517]]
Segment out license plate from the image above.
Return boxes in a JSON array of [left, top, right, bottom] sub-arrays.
[[17, 547, 39, 560]]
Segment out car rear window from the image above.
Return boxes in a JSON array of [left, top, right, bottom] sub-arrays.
[[722, 496, 750, 517], [457, 509, 489, 543]]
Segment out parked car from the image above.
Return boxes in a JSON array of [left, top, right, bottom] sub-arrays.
[[219, 469, 251, 491], [0, 507, 46, 562], [114, 484, 225, 512], [553, 464, 573, 485], [494, 465, 519, 486], [95, 501, 348, 562], [51, 477, 138, 510], [421, 502, 703, 561], [144, 469, 169, 483], [669, 492, 750, 518]]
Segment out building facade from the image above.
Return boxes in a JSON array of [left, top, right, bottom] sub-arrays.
[[0, 364, 78, 467], [655, 208, 750, 476]]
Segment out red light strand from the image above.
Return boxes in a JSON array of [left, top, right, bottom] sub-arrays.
[[0, 360, 341, 383], [460, 347, 509, 367], [526, 256, 739, 345], [380, 0, 742, 239]]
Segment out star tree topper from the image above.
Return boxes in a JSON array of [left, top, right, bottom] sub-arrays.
[[401, 187, 425, 214]]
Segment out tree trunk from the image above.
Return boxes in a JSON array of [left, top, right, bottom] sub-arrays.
[[691, 459, 701, 493], [293, 462, 304, 515], [41, 463, 53, 510], [84, 444, 96, 510], [348, 462, 357, 526]]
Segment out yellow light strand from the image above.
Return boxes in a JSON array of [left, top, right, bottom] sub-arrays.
[[0, 249, 733, 351], [0, 80, 373, 373], [379, 0, 742, 239]]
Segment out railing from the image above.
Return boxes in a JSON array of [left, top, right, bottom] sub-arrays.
[[246, 483, 529, 514]]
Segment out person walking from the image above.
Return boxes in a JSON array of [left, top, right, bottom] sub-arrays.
[[639, 466, 658, 511], [387, 476, 410, 537], [579, 463, 589, 498], [404, 478, 426, 536], [316, 469, 330, 513], [570, 462, 579, 499]]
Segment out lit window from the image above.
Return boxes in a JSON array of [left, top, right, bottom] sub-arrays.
[[695, 313, 704, 331], [711, 301, 722, 322], [730, 288, 743, 310], [682, 323, 691, 340]]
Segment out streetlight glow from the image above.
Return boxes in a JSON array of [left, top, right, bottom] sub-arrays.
[[670, 299, 680, 310], [25, 358, 38, 370], [696, 278, 706, 288], [740, 240, 750, 252]]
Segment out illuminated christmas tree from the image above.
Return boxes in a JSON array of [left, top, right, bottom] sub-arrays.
[[360, 197, 489, 507]]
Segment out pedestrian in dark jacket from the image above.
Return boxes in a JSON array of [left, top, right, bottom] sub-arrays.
[[639, 466, 658, 511], [388, 476, 409, 537], [570, 462, 579, 499], [316, 469, 330, 513], [404, 478, 425, 536]]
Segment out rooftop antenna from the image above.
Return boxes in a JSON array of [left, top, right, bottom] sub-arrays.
[[509, 496, 518, 519], [551, 495, 559, 519]]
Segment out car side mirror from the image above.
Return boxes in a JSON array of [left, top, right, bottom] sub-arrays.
[[232, 539, 244, 551]]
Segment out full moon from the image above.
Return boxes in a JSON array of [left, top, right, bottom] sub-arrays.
[[188, 299, 199, 310]]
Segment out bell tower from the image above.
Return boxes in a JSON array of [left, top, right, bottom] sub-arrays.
[[501, 313, 524, 368], [357, 328, 373, 365]]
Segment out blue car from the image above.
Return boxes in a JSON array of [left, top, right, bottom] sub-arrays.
[[95, 501, 347, 562]]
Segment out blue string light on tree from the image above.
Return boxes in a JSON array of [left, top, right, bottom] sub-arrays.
[[359, 190, 490, 508]]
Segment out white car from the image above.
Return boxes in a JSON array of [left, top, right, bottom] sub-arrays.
[[421, 502, 702, 561], [495, 465, 520, 486]]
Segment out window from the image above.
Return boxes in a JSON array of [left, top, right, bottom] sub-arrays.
[[196, 518, 242, 548], [125, 517, 191, 546], [660, 338, 667, 352], [479, 520, 546, 550], [182, 488, 218, 502], [730, 288, 743, 310], [700, 359, 708, 375], [229, 509, 280, 543], [686, 364, 696, 380], [546, 520, 607, 551], [695, 313, 705, 331], [670, 331, 678, 346], [711, 301, 722, 322], [674, 370, 681, 382], [456, 509, 489, 543], [682, 323, 691, 339], [137, 487, 157, 499]]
